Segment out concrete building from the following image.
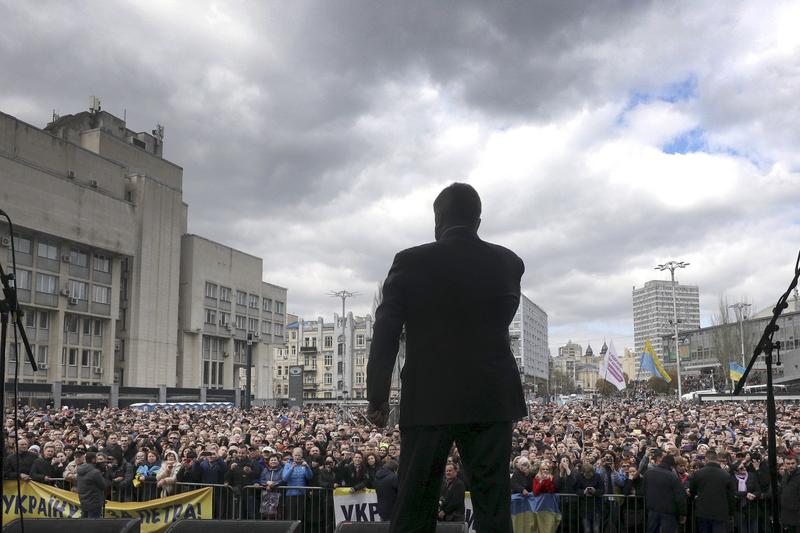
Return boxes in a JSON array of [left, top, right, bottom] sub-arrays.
[[633, 280, 700, 362], [621, 347, 645, 381], [273, 313, 373, 402], [509, 294, 549, 383], [178, 235, 286, 399], [0, 103, 287, 404], [551, 341, 603, 392]]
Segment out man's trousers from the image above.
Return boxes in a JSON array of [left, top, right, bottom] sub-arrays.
[[390, 421, 513, 533]]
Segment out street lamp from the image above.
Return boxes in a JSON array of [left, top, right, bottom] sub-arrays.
[[245, 332, 253, 410], [728, 302, 751, 367], [655, 260, 690, 399]]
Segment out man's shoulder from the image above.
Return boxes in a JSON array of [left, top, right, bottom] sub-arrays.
[[398, 239, 523, 264]]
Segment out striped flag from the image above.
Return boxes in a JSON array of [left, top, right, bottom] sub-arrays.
[[730, 362, 745, 381], [599, 340, 626, 390]]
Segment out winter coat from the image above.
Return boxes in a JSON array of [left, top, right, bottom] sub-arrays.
[[573, 472, 605, 498], [643, 463, 687, 517], [373, 467, 399, 521], [30, 456, 55, 483], [281, 460, 313, 496], [197, 457, 228, 484], [781, 467, 800, 526], [3, 451, 36, 479], [439, 477, 466, 522], [258, 466, 284, 488], [155, 462, 181, 497], [688, 463, 735, 521], [77, 463, 108, 512], [510, 468, 533, 494], [533, 476, 556, 496]]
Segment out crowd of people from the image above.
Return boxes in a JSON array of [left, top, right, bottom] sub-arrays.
[[3, 398, 800, 531]]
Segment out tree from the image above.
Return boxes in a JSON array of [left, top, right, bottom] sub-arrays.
[[710, 296, 758, 389], [595, 378, 619, 397], [549, 368, 577, 395], [647, 369, 678, 395]]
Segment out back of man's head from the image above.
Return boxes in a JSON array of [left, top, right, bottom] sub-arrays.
[[85, 451, 97, 464], [433, 183, 481, 229], [383, 458, 398, 473], [705, 450, 718, 463]]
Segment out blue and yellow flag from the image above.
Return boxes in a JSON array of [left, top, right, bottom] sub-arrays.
[[640, 340, 672, 382], [729, 362, 745, 381]]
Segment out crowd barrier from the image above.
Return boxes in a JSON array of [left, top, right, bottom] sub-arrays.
[[23, 479, 780, 533], [2, 518, 142, 533]]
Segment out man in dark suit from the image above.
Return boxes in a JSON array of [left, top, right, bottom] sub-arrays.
[[367, 182, 527, 533]]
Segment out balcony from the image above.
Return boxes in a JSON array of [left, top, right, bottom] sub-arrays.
[[300, 346, 318, 354], [303, 382, 318, 390]]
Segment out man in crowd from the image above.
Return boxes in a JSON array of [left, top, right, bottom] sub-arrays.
[[77, 451, 108, 518], [689, 450, 735, 533], [643, 453, 686, 532], [782, 455, 800, 533]]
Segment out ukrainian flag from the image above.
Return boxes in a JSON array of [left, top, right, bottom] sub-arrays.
[[640, 340, 672, 382], [730, 362, 745, 381], [511, 493, 561, 533]]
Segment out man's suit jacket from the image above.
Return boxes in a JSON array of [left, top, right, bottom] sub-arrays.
[[367, 226, 527, 426]]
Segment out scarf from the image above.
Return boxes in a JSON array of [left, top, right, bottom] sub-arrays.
[[735, 471, 748, 493]]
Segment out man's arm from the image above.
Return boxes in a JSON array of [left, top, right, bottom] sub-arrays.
[[367, 252, 408, 421]]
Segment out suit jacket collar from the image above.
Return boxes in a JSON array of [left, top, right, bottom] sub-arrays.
[[439, 226, 479, 241]]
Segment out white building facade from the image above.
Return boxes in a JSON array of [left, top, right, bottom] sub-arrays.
[[509, 293, 549, 388], [633, 279, 700, 362]]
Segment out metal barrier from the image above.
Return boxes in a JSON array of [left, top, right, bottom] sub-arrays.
[[241, 486, 334, 533], [175, 482, 237, 520], [110, 478, 159, 502]]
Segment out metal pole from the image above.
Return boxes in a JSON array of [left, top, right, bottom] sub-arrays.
[[670, 268, 682, 399], [245, 333, 253, 410]]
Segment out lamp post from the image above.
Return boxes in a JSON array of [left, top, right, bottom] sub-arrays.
[[655, 261, 690, 399], [245, 332, 253, 410], [729, 302, 751, 367]]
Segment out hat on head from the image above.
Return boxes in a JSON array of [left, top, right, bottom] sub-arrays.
[[28, 445, 41, 454]]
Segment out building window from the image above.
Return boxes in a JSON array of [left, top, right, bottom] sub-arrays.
[[249, 294, 259, 309], [236, 291, 247, 305], [202, 336, 225, 389], [276, 301, 284, 314], [94, 320, 103, 337], [274, 323, 283, 336], [324, 373, 332, 385], [68, 348, 78, 366], [235, 315, 246, 330], [68, 280, 88, 300], [262, 321, 270, 334], [93, 254, 110, 273], [82, 317, 91, 336], [262, 298, 272, 312], [356, 334, 365, 346], [277, 366, 282, 376], [355, 372, 364, 384], [35, 273, 57, 294], [219, 312, 230, 327], [92, 350, 101, 367], [205, 309, 217, 324], [37, 241, 58, 260], [69, 249, 88, 267], [355, 355, 365, 366], [38, 312, 49, 330], [13, 235, 31, 254], [81, 349, 90, 367], [324, 336, 333, 348], [218, 286, 230, 302], [37, 346, 48, 365], [15, 269, 31, 290], [338, 343, 344, 356], [205, 282, 218, 299], [92, 285, 110, 304], [248, 318, 258, 331], [234, 340, 247, 364], [324, 353, 332, 366]]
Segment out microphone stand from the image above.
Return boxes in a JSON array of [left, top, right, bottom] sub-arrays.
[[733, 248, 800, 531]]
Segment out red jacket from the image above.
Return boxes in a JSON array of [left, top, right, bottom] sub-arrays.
[[533, 476, 556, 496]]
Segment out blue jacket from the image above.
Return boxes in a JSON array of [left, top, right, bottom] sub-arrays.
[[281, 460, 313, 496], [197, 457, 228, 484], [259, 466, 284, 487]]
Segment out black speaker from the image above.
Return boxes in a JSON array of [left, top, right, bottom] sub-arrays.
[[333, 522, 468, 533], [2, 518, 141, 533], [164, 519, 301, 533]]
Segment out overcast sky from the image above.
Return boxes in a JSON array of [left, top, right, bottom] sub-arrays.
[[2, 1, 799, 354]]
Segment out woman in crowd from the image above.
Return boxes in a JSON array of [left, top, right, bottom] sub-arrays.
[[155, 449, 181, 497]]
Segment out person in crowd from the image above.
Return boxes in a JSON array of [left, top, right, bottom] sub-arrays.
[[374, 458, 400, 522], [345, 451, 371, 491], [107, 452, 134, 500], [281, 447, 313, 522], [532, 460, 556, 495], [574, 462, 605, 533], [689, 450, 736, 533], [3, 438, 36, 480], [257, 453, 285, 519], [30, 442, 56, 484], [643, 453, 686, 533], [511, 456, 533, 496], [731, 459, 760, 533], [155, 449, 181, 497], [781, 455, 800, 533], [77, 451, 108, 518], [438, 463, 466, 522]]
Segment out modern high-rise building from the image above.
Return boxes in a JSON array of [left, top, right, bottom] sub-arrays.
[[632, 279, 700, 362], [509, 293, 549, 393], [0, 103, 286, 405]]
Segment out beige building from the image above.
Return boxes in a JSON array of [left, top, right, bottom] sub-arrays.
[[178, 235, 286, 399], [273, 313, 373, 402], [0, 103, 287, 401]]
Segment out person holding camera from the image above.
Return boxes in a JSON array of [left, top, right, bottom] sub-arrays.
[[77, 451, 108, 518], [574, 462, 605, 533]]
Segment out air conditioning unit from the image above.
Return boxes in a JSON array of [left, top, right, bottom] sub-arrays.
[[223, 351, 230, 358], [60, 288, 71, 297], [68, 297, 78, 305], [254, 332, 260, 338], [67, 170, 76, 179], [93, 367, 103, 375], [89, 180, 99, 188], [39, 363, 48, 370], [61, 255, 71, 263], [0, 236, 10, 247]]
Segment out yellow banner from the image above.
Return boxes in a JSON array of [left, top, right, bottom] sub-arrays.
[[2, 481, 213, 533]]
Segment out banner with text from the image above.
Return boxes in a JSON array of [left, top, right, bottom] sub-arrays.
[[2, 481, 212, 533], [333, 488, 475, 531]]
